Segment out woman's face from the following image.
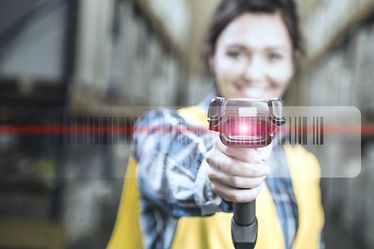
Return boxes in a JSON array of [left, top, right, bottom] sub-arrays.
[[212, 12, 295, 99]]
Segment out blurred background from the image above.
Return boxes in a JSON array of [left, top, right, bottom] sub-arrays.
[[0, 0, 373, 248]]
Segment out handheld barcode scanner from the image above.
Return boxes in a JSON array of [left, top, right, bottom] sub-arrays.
[[208, 97, 286, 249]]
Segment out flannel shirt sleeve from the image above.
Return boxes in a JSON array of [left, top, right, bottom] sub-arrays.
[[134, 109, 232, 217]]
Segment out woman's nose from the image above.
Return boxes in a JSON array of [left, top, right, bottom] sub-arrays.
[[242, 56, 265, 84]]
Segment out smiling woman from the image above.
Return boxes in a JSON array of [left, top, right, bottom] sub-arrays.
[[107, 1, 324, 249]]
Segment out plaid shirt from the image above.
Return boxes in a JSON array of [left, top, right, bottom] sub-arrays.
[[134, 94, 320, 249]]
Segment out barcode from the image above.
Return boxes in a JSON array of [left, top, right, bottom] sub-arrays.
[[49, 116, 136, 145], [49, 115, 326, 146], [313, 117, 324, 145], [282, 116, 324, 146]]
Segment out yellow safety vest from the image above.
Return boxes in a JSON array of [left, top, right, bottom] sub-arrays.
[[107, 106, 324, 249]]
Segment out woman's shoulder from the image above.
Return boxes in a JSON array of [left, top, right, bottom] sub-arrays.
[[134, 108, 186, 133], [138, 108, 180, 122], [177, 106, 208, 127], [137, 93, 214, 127], [283, 144, 322, 178], [136, 106, 208, 127]]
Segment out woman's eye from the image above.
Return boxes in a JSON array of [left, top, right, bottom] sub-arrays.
[[268, 52, 283, 61], [226, 50, 244, 60]]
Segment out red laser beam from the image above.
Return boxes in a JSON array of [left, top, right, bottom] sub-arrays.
[[0, 124, 372, 135]]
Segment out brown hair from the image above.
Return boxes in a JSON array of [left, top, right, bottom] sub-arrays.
[[202, 0, 303, 71]]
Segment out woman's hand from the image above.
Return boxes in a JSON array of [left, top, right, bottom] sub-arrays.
[[206, 137, 272, 203]]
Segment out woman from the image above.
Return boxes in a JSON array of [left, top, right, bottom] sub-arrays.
[[107, 0, 324, 249]]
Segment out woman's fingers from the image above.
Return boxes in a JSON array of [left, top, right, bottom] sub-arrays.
[[208, 166, 266, 189], [210, 180, 265, 203], [206, 149, 271, 178], [206, 137, 271, 203], [216, 139, 272, 163]]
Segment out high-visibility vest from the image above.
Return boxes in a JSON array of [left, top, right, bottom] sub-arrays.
[[107, 106, 324, 249]]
